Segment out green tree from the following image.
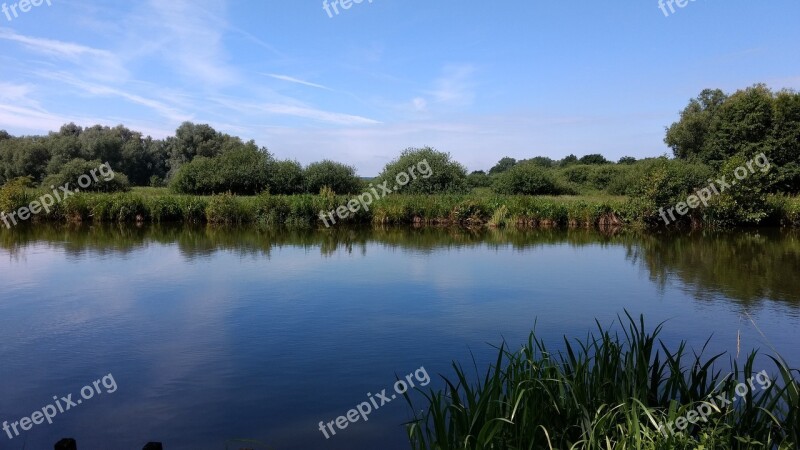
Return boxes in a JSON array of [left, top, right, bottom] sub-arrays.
[[42, 159, 130, 193], [270, 160, 305, 195], [378, 147, 468, 194], [578, 154, 609, 165], [489, 157, 517, 174], [170, 145, 272, 195], [304, 160, 362, 194], [493, 163, 573, 195]]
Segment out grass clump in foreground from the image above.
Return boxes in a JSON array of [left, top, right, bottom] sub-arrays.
[[404, 313, 799, 450]]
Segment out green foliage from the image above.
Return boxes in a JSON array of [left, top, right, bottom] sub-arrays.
[[0, 177, 32, 214], [623, 158, 713, 225], [493, 163, 574, 195], [666, 85, 800, 193], [379, 147, 469, 194], [489, 157, 517, 174], [270, 160, 305, 195], [304, 160, 362, 195], [170, 146, 272, 195], [466, 171, 493, 188], [205, 193, 254, 224], [405, 313, 799, 450], [704, 154, 776, 226], [578, 153, 609, 165], [42, 159, 130, 193]]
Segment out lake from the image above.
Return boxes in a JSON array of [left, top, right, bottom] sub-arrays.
[[1, 225, 798, 450]]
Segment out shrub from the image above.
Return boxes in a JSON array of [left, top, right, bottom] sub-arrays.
[[170, 147, 271, 195], [466, 171, 492, 188], [270, 160, 305, 195], [624, 158, 713, 224], [205, 193, 253, 224], [0, 177, 32, 215], [304, 160, 362, 194], [493, 163, 574, 195], [42, 159, 130, 193], [378, 147, 469, 194]]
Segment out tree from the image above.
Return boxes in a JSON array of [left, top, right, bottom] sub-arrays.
[[489, 157, 517, 174], [270, 160, 305, 195], [378, 147, 469, 194], [42, 159, 130, 193], [618, 156, 637, 165], [304, 160, 362, 194], [170, 145, 273, 195], [578, 154, 609, 165], [467, 170, 492, 188], [493, 163, 573, 195], [560, 154, 578, 166]]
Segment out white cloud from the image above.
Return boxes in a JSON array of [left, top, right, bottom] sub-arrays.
[[264, 74, 331, 90]]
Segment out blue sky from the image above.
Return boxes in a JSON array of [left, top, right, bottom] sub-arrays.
[[1, 0, 798, 175]]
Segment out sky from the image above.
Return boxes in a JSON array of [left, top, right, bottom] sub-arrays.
[[1, 0, 799, 175]]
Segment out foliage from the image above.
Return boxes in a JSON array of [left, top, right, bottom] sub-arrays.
[[42, 159, 130, 193], [666, 85, 800, 193], [170, 146, 272, 195], [466, 171, 493, 188], [304, 160, 362, 195], [578, 153, 609, 165], [489, 157, 517, 174], [0, 177, 32, 214], [405, 313, 799, 450], [270, 160, 305, 195], [623, 158, 713, 225], [493, 163, 574, 195], [379, 147, 469, 194]]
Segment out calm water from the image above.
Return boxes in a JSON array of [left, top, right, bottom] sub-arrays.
[[0, 225, 799, 450]]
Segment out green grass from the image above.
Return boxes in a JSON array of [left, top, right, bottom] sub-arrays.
[[3, 187, 799, 229], [404, 313, 799, 450]]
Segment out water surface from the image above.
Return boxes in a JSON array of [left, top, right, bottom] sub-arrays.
[[1, 225, 798, 449]]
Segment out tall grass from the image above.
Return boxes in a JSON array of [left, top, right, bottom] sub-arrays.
[[5, 187, 799, 229], [404, 313, 799, 450]]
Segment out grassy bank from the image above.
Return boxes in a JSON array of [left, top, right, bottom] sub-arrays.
[[3, 187, 800, 229], [405, 314, 799, 450]]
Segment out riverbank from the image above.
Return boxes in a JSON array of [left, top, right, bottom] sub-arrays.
[[3, 188, 800, 229]]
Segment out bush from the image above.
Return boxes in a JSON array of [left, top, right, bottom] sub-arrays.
[[42, 159, 130, 193], [205, 193, 253, 224], [170, 147, 271, 195], [704, 153, 776, 226], [270, 160, 305, 195], [493, 163, 574, 195], [378, 147, 469, 194], [304, 160, 362, 195], [624, 158, 713, 224], [0, 177, 32, 215], [466, 171, 492, 188]]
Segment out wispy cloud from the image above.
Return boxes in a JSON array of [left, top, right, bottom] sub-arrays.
[[264, 74, 331, 90], [257, 103, 380, 126], [0, 27, 126, 80], [36, 72, 191, 123], [426, 65, 476, 106]]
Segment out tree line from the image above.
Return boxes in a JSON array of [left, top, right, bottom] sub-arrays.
[[1, 84, 798, 201]]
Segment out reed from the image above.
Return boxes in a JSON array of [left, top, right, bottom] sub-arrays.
[[404, 313, 799, 450]]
